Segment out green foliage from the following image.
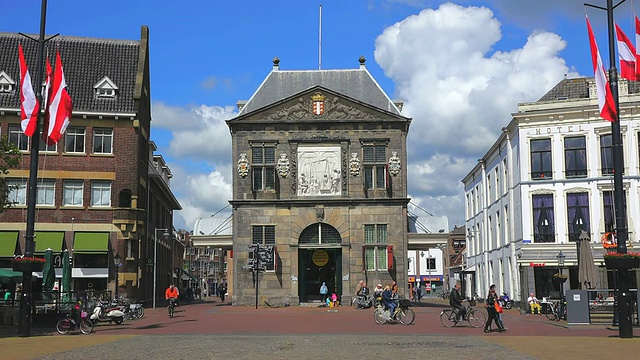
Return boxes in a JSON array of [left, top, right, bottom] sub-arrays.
[[0, 136, 22, 213]]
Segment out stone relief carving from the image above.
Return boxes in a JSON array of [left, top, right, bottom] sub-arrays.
[[349, 153, 361, 176], [237, 153, 249, 178], [297, 146, 341, 196], [265, 95, 377, 120], [388, 151, 401, 177], [316, 207, 325, 222], [277, 153, 290, 178]]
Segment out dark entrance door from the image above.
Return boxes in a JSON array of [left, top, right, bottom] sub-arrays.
[[298, 248, 341, 302]]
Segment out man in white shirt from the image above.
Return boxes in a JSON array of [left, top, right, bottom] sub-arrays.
[[527, 292, 542, 315]]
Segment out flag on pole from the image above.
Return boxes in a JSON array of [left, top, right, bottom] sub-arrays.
[[587, 16, 617, 122], [18, 44, 39, 136], [615, 23, 637, 81], [44, 50, 72, 144], [635, 15, 640, 79], [42, 57, 53, 144]]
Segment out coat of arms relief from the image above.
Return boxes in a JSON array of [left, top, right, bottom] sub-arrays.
[[264, 93, 377, 120]]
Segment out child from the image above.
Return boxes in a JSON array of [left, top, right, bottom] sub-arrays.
[[330, 293, 338, 307]]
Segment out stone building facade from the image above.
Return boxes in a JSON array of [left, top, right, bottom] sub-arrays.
[[227, 58, 411, 306]]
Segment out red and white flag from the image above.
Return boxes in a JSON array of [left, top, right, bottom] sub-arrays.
[[615, 23, 637, 81], [41, 57, 53, 144], [635, 15, 640, 79], [18, 44, 39, 136], [44, 50, 72, 144], [587, 16, 617, 122]]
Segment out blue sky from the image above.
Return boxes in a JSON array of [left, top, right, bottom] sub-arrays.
[[2, 0, 638, 231]]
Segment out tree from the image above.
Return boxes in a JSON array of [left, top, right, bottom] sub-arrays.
[[0, 137, 22, 213]]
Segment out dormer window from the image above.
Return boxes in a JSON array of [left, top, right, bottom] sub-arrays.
[[93, 76, 118, 98], [0, 71, 15, 94]]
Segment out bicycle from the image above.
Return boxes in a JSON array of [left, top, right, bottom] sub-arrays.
[[373, 299, 415, 325], [544, 299, 566, 321], [440, 300, 486, 328], [56, 311, 94, 335], [352, 294, 374, 309], [167, 298, 177, 318], [438, 291, 450, 300]]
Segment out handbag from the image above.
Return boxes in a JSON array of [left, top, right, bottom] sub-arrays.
[[494, 301, 503, 313]]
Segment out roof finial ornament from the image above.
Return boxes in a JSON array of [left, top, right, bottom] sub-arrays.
[[273, 57, 280, 70], [358, 56, 366, 69]]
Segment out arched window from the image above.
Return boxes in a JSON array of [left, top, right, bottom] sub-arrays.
[[119, 189, 132, 208], [299, 223, 341, 245]]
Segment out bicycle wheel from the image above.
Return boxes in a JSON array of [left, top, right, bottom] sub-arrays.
[[56, 319, 71, 335], [169, 305, 174, 318], [79, 319, 94, 334], [545, 306, 556, 320], [136, 307, 145, 319], [467, 309, 486, 328], [373, 308, 386, 325], [440, 309, 456, 328], [397, 307, 415, 325], [352, 297, 361, 309]]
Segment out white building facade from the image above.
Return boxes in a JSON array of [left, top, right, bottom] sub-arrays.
[[463, 77, 640, 305]]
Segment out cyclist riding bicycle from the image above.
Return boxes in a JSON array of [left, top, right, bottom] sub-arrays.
[[382, 284, 397, 317], [165, 284, 179, 310], [449, 282, 466, 322]]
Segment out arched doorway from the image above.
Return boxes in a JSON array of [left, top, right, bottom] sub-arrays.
[[298, 223, 342, 303]]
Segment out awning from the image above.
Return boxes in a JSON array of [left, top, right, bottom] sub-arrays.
[[73, 232, 109, 254], [0, 231, 19, 257], [461, 264, 476, 273], [34, 232, 65, 255]]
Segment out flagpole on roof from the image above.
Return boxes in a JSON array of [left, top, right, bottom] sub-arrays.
[[16, 0, 57, 338], [585, 0, 632, 339]]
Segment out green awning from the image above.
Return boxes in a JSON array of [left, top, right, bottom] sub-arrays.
[[34, 232, 65, 255], [73, 232, 109, 254], [0, 231, 19, 257]]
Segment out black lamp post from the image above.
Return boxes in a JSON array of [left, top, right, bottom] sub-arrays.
[[556, 251, 566, 320], [585, 0, 634, 339], [114, 254, 121, 299]]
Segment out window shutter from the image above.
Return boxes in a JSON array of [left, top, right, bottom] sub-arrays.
[[387, 245, 394, 270]]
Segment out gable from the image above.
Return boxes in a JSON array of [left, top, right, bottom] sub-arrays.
[[231, 87, 410, 124]]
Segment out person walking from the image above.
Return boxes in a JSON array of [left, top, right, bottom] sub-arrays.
[[320, 281, 329, 305], [484, 284, 505, 333], [218, 283, 227, 302]]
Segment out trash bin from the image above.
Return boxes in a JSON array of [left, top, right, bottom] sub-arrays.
[[566, 290, 590, 325]]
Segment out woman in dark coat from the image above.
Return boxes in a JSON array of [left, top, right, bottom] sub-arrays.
[[484, 284, 506, 333]]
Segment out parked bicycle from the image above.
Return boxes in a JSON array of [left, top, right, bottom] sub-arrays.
[[352, 294, 374, 309], [56, 311, 93, 335], [374, 299, 415, 325], [440, 299, 486, 328], [544, 299, 566, 321], [438, 291, 450, 300]]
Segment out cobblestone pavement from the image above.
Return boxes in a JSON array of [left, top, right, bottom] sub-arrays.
[[1, 299, 638, 360]]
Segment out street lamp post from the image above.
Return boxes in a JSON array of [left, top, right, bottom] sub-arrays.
[[153, 228, 170, 309], [114, 253, 121, 299], [556, 251, 566, 320], [438, 243, 449, 292]]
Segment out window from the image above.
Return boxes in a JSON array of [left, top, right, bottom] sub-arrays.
[[364, 224, 388, 271], [93, 128, 113, 154], [36, 179, 55, 206], [363, 145, 386, 190], [8, 124, 28, 151], [126, 239, 133, 258], [564, 136, 587, 177], [251, 225, 275, 271], [97, 88, 115, 98], [119, 189, 132, 208], [487, 174, 492, 203], [251, 146, 276, 191], [600, 134, 614, 175], [494, 168, 500, 199], [7, 178, 27, 205], [39, 139, 57, 152], [91, 180, 111, 207], [65, 127, 85, 153], [533, 194, 555, 243], [531, 138, 552, 179], [0, 83, 12, 93], [603, 191, 615, 233], [63, 180, 83, 206], [567, 192, 590, 242], [299, 223, 341, 244]]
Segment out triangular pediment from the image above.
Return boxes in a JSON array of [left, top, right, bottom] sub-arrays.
[[231, 86, 409, 123]]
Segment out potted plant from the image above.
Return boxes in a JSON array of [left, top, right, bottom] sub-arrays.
[[603, 251, 640, 269], [12, 256, 46, 272]]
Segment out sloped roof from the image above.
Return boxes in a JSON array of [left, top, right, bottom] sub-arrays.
[[537, 76, 640, 102], [193, 215, 233, 236], [407, 215, 449, 234], [0, 32, 141, 113], [238, 64, 402, 116]]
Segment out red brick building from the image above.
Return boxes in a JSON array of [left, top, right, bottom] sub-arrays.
[[0, 28, 181, 302]]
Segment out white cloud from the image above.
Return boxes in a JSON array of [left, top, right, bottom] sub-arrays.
[[374, 3, 578, 227]]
